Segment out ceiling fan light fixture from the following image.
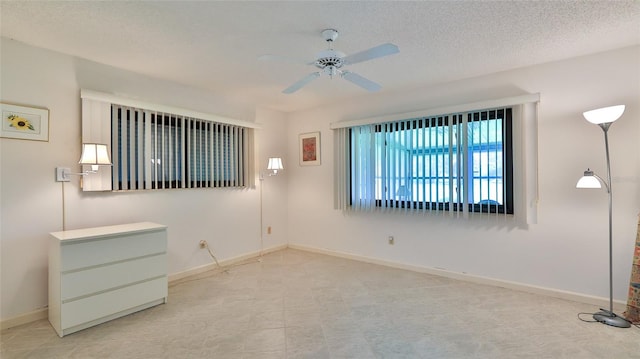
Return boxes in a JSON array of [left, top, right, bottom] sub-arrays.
[[323, 66, 340, 78]]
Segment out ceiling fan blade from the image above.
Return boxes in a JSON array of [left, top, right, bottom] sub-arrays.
[[342, 43, 399, 65], [282, 72, 321, 94], [342, 71, 381, 92]]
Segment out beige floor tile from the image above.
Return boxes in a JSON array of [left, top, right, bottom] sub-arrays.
[[2, 248, 639, 358]]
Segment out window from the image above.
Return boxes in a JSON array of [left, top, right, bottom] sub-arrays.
[[112, 105, 251, 191], [347, 108, 513, 214]]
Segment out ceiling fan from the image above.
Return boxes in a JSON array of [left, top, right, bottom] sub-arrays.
[[261, 29, 399, 94]]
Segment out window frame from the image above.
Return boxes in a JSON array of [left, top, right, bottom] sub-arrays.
[[80, 89, 258, 192], [111, 105, 251, 192], [348, 108, 513, 214]]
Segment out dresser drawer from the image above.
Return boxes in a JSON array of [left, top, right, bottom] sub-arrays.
[[61, 254, 167, 301], [60, 230, 166, 271], [61, 276, 167, 329]]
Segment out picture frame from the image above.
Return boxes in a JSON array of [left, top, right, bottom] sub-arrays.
[[0, 103, 49, 142], [299, 131, 321, 166]]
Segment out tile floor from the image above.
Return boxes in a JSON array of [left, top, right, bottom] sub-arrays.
[[2, 248, 639, 358]]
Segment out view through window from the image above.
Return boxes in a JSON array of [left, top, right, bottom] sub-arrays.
[[351, 108, 513, 213]]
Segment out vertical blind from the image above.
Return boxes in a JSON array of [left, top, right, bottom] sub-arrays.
[[112, 105, 253, 191], [335, 107, 513, 215]]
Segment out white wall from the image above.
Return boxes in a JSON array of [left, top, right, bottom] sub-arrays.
[[286, 46, 640, 302], [0, 38, 288, 321], [2, 37, 637, 324]]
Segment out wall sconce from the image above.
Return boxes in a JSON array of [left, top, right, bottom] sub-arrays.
[[267, 157, 284, 176], [576, 104, 630, 328], [56, 143, 112, 182], [55, 143, 113, 230]]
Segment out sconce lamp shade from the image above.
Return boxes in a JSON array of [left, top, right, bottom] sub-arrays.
[[79, 143, 112, 169], [583, 105, 625, 125], [267, 157, 284, 172], [576, 169, 602, 189]]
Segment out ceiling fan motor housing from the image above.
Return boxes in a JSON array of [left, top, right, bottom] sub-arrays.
[[314, 49, 346, 69]]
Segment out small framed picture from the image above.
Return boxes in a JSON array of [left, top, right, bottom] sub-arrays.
[[0, 103, 49, 142], [299, 131, 320, 166]]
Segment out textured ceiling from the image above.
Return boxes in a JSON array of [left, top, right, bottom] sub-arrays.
[[1, 1, 639, 113]]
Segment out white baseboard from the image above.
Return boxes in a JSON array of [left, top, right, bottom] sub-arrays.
[[2, 242, 623, 330], [168, 244, 287, 284], [1, 244, 288, 330], [1, 307, 48, 331], [288, 243, 626, 309]]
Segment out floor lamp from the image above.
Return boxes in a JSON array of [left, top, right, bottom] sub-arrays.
[[576, 104, 631, 328], [259, 157, 284, 258]]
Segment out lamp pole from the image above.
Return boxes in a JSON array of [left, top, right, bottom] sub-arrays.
[[591, 122, 630, 328]]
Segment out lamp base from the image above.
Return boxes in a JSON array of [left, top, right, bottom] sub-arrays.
[[593, 311, 631, 328]]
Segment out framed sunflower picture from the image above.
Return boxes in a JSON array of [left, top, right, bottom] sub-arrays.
[[1, 103, 49, 142], [299, 131, 320, 166]]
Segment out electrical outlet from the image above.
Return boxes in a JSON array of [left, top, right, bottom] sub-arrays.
[[388, 236, 394, 245], [199, 240, 207, 249], [267, 226, 272, 234]]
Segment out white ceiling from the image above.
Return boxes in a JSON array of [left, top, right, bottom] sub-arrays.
[[1, 1, 639, 113]]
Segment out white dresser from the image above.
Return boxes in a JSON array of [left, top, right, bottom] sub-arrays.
[[49, 222, 168, 337]]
